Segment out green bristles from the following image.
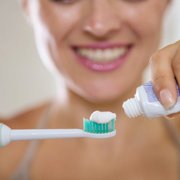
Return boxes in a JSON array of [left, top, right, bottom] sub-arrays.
[[83, 118, 115, 133]]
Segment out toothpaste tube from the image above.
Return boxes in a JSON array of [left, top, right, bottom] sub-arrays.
[[123, 81, 180, 118]]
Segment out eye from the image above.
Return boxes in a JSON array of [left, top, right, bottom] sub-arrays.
[[50, 0, 77, 4], [122, 0, 147, 3]]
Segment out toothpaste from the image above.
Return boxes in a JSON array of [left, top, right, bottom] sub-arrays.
[[123, 81, 180, 118], [90, 111, 116, 123]]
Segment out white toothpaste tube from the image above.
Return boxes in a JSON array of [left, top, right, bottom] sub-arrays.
[[123, 81, 180, 118]]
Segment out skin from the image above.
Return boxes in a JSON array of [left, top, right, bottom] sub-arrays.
[[0, 0, 180, 179], [24, 0, 167, 103]]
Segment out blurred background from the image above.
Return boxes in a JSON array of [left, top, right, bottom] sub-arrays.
[[0, 0, 180, 119]]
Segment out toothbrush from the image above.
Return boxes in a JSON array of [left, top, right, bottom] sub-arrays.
[[0, 114, 116, 147]]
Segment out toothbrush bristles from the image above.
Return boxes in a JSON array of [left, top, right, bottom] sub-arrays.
[[83, 118, 115, 134]]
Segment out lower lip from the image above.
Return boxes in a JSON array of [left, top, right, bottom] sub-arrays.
[[73, 47, 131, 72]]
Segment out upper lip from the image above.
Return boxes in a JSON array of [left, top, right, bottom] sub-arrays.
[[72, 42, 132, 50]]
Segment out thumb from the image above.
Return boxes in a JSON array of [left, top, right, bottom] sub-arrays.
[[150, 43, 179, 109]]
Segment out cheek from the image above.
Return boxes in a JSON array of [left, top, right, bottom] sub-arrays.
[[32, 3, 84, 70], [124, 3, 165, 40], [122, 3, 167, 70], [40, 5, 82, 45]]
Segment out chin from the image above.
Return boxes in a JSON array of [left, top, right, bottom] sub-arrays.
[[82, 88, 124, 104], [87, 95, 121, 105]]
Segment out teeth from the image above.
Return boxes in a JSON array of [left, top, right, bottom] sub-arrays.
[[77, 48, 127, 62]]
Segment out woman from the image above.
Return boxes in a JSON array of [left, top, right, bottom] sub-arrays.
[[0, 0, 180, 179]]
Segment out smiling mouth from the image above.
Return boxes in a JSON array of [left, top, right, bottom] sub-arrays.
[[76, 47, 128, 62], [72, 44, 132, 72]]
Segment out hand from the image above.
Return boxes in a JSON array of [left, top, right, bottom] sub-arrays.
[[150, 40, 180, 118]]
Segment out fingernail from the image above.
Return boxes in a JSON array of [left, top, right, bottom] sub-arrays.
[[159, 89, 175, 109]]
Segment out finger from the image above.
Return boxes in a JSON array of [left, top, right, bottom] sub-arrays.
[[172, 41, 180, 89], [165, 112, 180, 120], [150, 42, 179, 109]]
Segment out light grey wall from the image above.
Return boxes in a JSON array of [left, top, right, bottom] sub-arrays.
[[161, 0, 180, 46], [0, 0, 179, 119], [143, 0, 180, 82], [0, 1, 56, 118]]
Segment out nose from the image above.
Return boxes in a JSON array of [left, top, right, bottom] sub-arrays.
[[83, 1, 122, 38]]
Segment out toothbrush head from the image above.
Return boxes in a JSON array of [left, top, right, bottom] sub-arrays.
[[83, 118, 116, 138], [83, 118, 115, 133], [84, 110, 116, 133]]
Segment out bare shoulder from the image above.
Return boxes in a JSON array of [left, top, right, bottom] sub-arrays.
[[0, 101, 51, 179], [0, 101, 51, 128]]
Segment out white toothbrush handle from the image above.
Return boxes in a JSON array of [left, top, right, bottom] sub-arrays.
[[0, 124, 86, 147], [11, 129, 85, 140], [0, 123, 116, 147]]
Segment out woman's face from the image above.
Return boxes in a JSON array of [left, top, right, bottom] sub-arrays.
[[25, 0, 168, 103]]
